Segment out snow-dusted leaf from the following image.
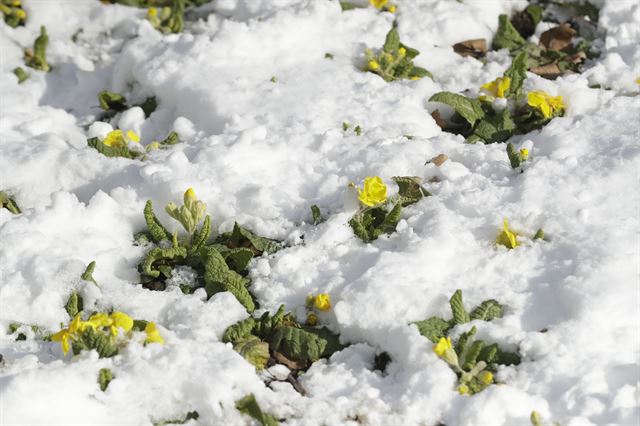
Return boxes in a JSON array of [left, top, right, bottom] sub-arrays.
[[202, 247, 254, 312], [429, 92, 485, 127], [414, 317, 451, 343], [236, 394, 279, 426], [450, 289, 470, 325]]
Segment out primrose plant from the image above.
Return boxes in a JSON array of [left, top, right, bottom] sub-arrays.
[[364, 27, 432, 82]]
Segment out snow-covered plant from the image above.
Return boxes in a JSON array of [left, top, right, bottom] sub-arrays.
[[0, 191, 21, 214], [87, 128, 177, 159], [98, 368, 114, 391], [13, 67, 28, 83], [146, 0, 184, 33], [1, 0, 26, 28], [51, 312, 164, 358], [349, 176, 430, 243], [507, 142, 529, 170], [429, 52, 565, 144], [137, 191, 280, 311], [305, 293, 331, 325], [415, 290, 519, 395], [223, 305, 342, 371], [496, 218, 545, 248], [236, 394, 279, 426], [97, 90, 157, 118], [364, 27, 432, 82], [24, 26, 50, 72]]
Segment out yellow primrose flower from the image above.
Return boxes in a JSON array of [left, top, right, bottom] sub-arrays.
[[478, 371, 493, 384], [109, 312, 134, 336], [357, 176, 387, 207], [51, 328, 73, 355], [410, 76, 421, 81], [102, 130, 126, 148], [369, 0, 388, 10], [184, 187, 197, 203], [496, 218, 519, 249], [144, 322, 164, 344], [85, 312, 112, 330], [481, 77, 511, 99], [519, 148, 529, 161], [125, 130, 140, 143], [527, 91, 564, 119], [314, 294, 331, 311], [147, 7, 158, 18], [398, 47, 406, 58], [457, 384, 470, 395], [368, 60, 380, 71], [433, 337, 452, 357], [15, 9, 26, 19], [387, 5, 396, 13], [307, 312, 318, 326], [67, 313, 85, 334]]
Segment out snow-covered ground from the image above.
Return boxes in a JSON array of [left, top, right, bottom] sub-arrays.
[[1, 0, 639, 424]]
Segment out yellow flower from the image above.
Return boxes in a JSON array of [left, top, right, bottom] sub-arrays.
[[398, 47, 406, 58], [125, 130, 140, 143], [387, 5, 396, 13], [410, 76, 421, 81], [433, 337, 452, 357], [51, 328, 72, 355], [368, 60, 380, 71], [314, 294, 331, 311], [478, 371, 493, 384], [14, 9, 26, 19], [369, 0, 388, 9], [481, 77, 511, 99], [145, 322, 164, 344], [519, 148, 529, 161], [184, 187, 196, 203], [527, 91, 564, 119], [307, 313, 318, 326], [457, 384, 470, 395], [109, 312, 134, 336], [85, 312, 112, 330], [12, 0, 22, 5], [147, 7, 158, 18], [496, 218, 519, 249], [67, 314, 85, 334], [357, 176, 387, 207], [102, 130, 126, 148]]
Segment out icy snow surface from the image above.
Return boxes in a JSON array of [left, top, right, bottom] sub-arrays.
[[1, 0, 639, 425]]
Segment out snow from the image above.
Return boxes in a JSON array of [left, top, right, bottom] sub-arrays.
[[1, 0, 639, 425]]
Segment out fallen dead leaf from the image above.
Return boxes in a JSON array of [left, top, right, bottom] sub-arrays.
[[540, 23, 576, 52], [530, 63, 563, 79], [431, 110, 446, 129], [452, 39, 487, 58], [429, 154, 449, 167]]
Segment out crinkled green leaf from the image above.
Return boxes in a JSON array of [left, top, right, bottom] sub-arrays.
[[493, 14, 527, 51], [98, 368, 114, 391], [301, 325, 343, 358], [393, 176, 431, 207], [87, 137, 141, 159], [525, 5, 543, 27], [462, 340, 485, 370], [81, 261, 97, 285], [409, 66, 433, 80], [26, 26, 50, 72], [310, 205, 324, 225], [191, 215, 211, 251], [142, 246, 187, 278], [478, 343, 499, 365], [153, 411, 199, 426], [348, 214, 371, 243], [234, 336, 270, 370], [159, 130, 179, 146], [470, 300, 504, 322], [472, 108, 517, 144], [72, 327, 118, 358], [98, 91, 128, 111], [223, 318, 256, 343], [429, 92, 485, 127], [414, 317, 451, 343], [13, 67, 29, 84], [228, 222, 281, 255], [454, 325, 477, 355], [65, 291, 83, 318], [380, 202, 402, 234], [202, 247, 254, 312], [235, 394, 279, 426], [269, 325, 327, 362], [383, 28, 400, 53], [144, 200, 171, 243], [450, 289, 470, 325], [503, 52, 528, 99], [254, 305, 287, 339], [507, 142, 521, 169]]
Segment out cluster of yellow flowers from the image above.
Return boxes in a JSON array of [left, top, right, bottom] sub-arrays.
[[369, 0, 396, 13], [433, 337, 493, 395], [305, 293, 332, 325], [51, 312, 163, 356], [479, 76, 565, 119], [102, 129, 140, 148], [479, 77, 511, 101]]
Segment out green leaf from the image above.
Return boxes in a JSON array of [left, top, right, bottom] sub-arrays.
[[414, 317, 451, 343], [190, 215, 211, 251], [380, 202, 402, 234], [408, 66, 433, 80], [234, 336, 270, 370], [235, 394, 279, 426], [159, 131, 179, 146], [503, 52, 528, 100], [393, 176, 431, 207], [470, 300, 504, 321], [254, 305, 287, 339], [310, 205, 324, 225], [202, 247, 254, 312], [349, 214, 371, 243], [449, 289, 470, 325], [98, 91, 128, 111], [339, 1, 360, 11], [228, 223, 281, 255], [81, 261, 98, 285], [525, 5, 543, 27], [492, 14, 527, 52], [471, 108, 516, 144], [454, 325, 477, 355], [462, 340, 485, 370], [507, 142, 521, 169], [13, 67, 29, 84], [137, 97, 158, 118], [98, 368, 114, 391], [533, 229, 545, 240], [399, 43, 420, 59], [0, 191, 21, 214], [87, 137, 141, 159], [26, 26, 50, 72], [153, 411, 199, 426], [167, 0, 185, 33], [65, 291, 83, 318], [141, 246, 187, 278], [269, 325, 328, 362], [72, 327, 118, 358], [223, 318, 257, 343], [133, 319, 148, 332], [301, 325, 343, 358], [429, 92, 485, 127], [477, 343, 499, 365], [144, 200, 171, 243], [497, 350, 521, 366], [383, 28, 400, 53]]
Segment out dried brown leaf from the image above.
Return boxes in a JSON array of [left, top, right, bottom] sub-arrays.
[[429, 154, 449, 167], [529, 63, 563, 79], [452, 39, 487, 58], [431, 110, 446, 129], [540, 23, 576, 52]]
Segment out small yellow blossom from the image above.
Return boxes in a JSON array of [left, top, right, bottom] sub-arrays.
[[14, 9, 26, 19], [125, 130, 140, 143], [51, 328, 72, 355], [109, 312, 134, 336], [369, 0, 388, 9], [433, 337, 452, 357], [527, 91, 564, 119], [410, 76, 421, 81], [478, 371, 493, 384], [368, 60, 380, 71], [457, 384, 470, 395], [12, 0, 22, 5], [496, 218, 519, 249], [357, 176, 387, 207], [85, 312, 112, 330], [314, 294, 331, 311], [67, 314, 85, 334], [145, 322, 164, 344], [147, 7, 158, 18], [398, 47, 406, 58], [519, 148, 529, 161], [184, 187, 197, 203], [481, 77, 511, 99], [102, 130, 126, 148], [307, 313, 318, 326], [387, 5, 396, 13]]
